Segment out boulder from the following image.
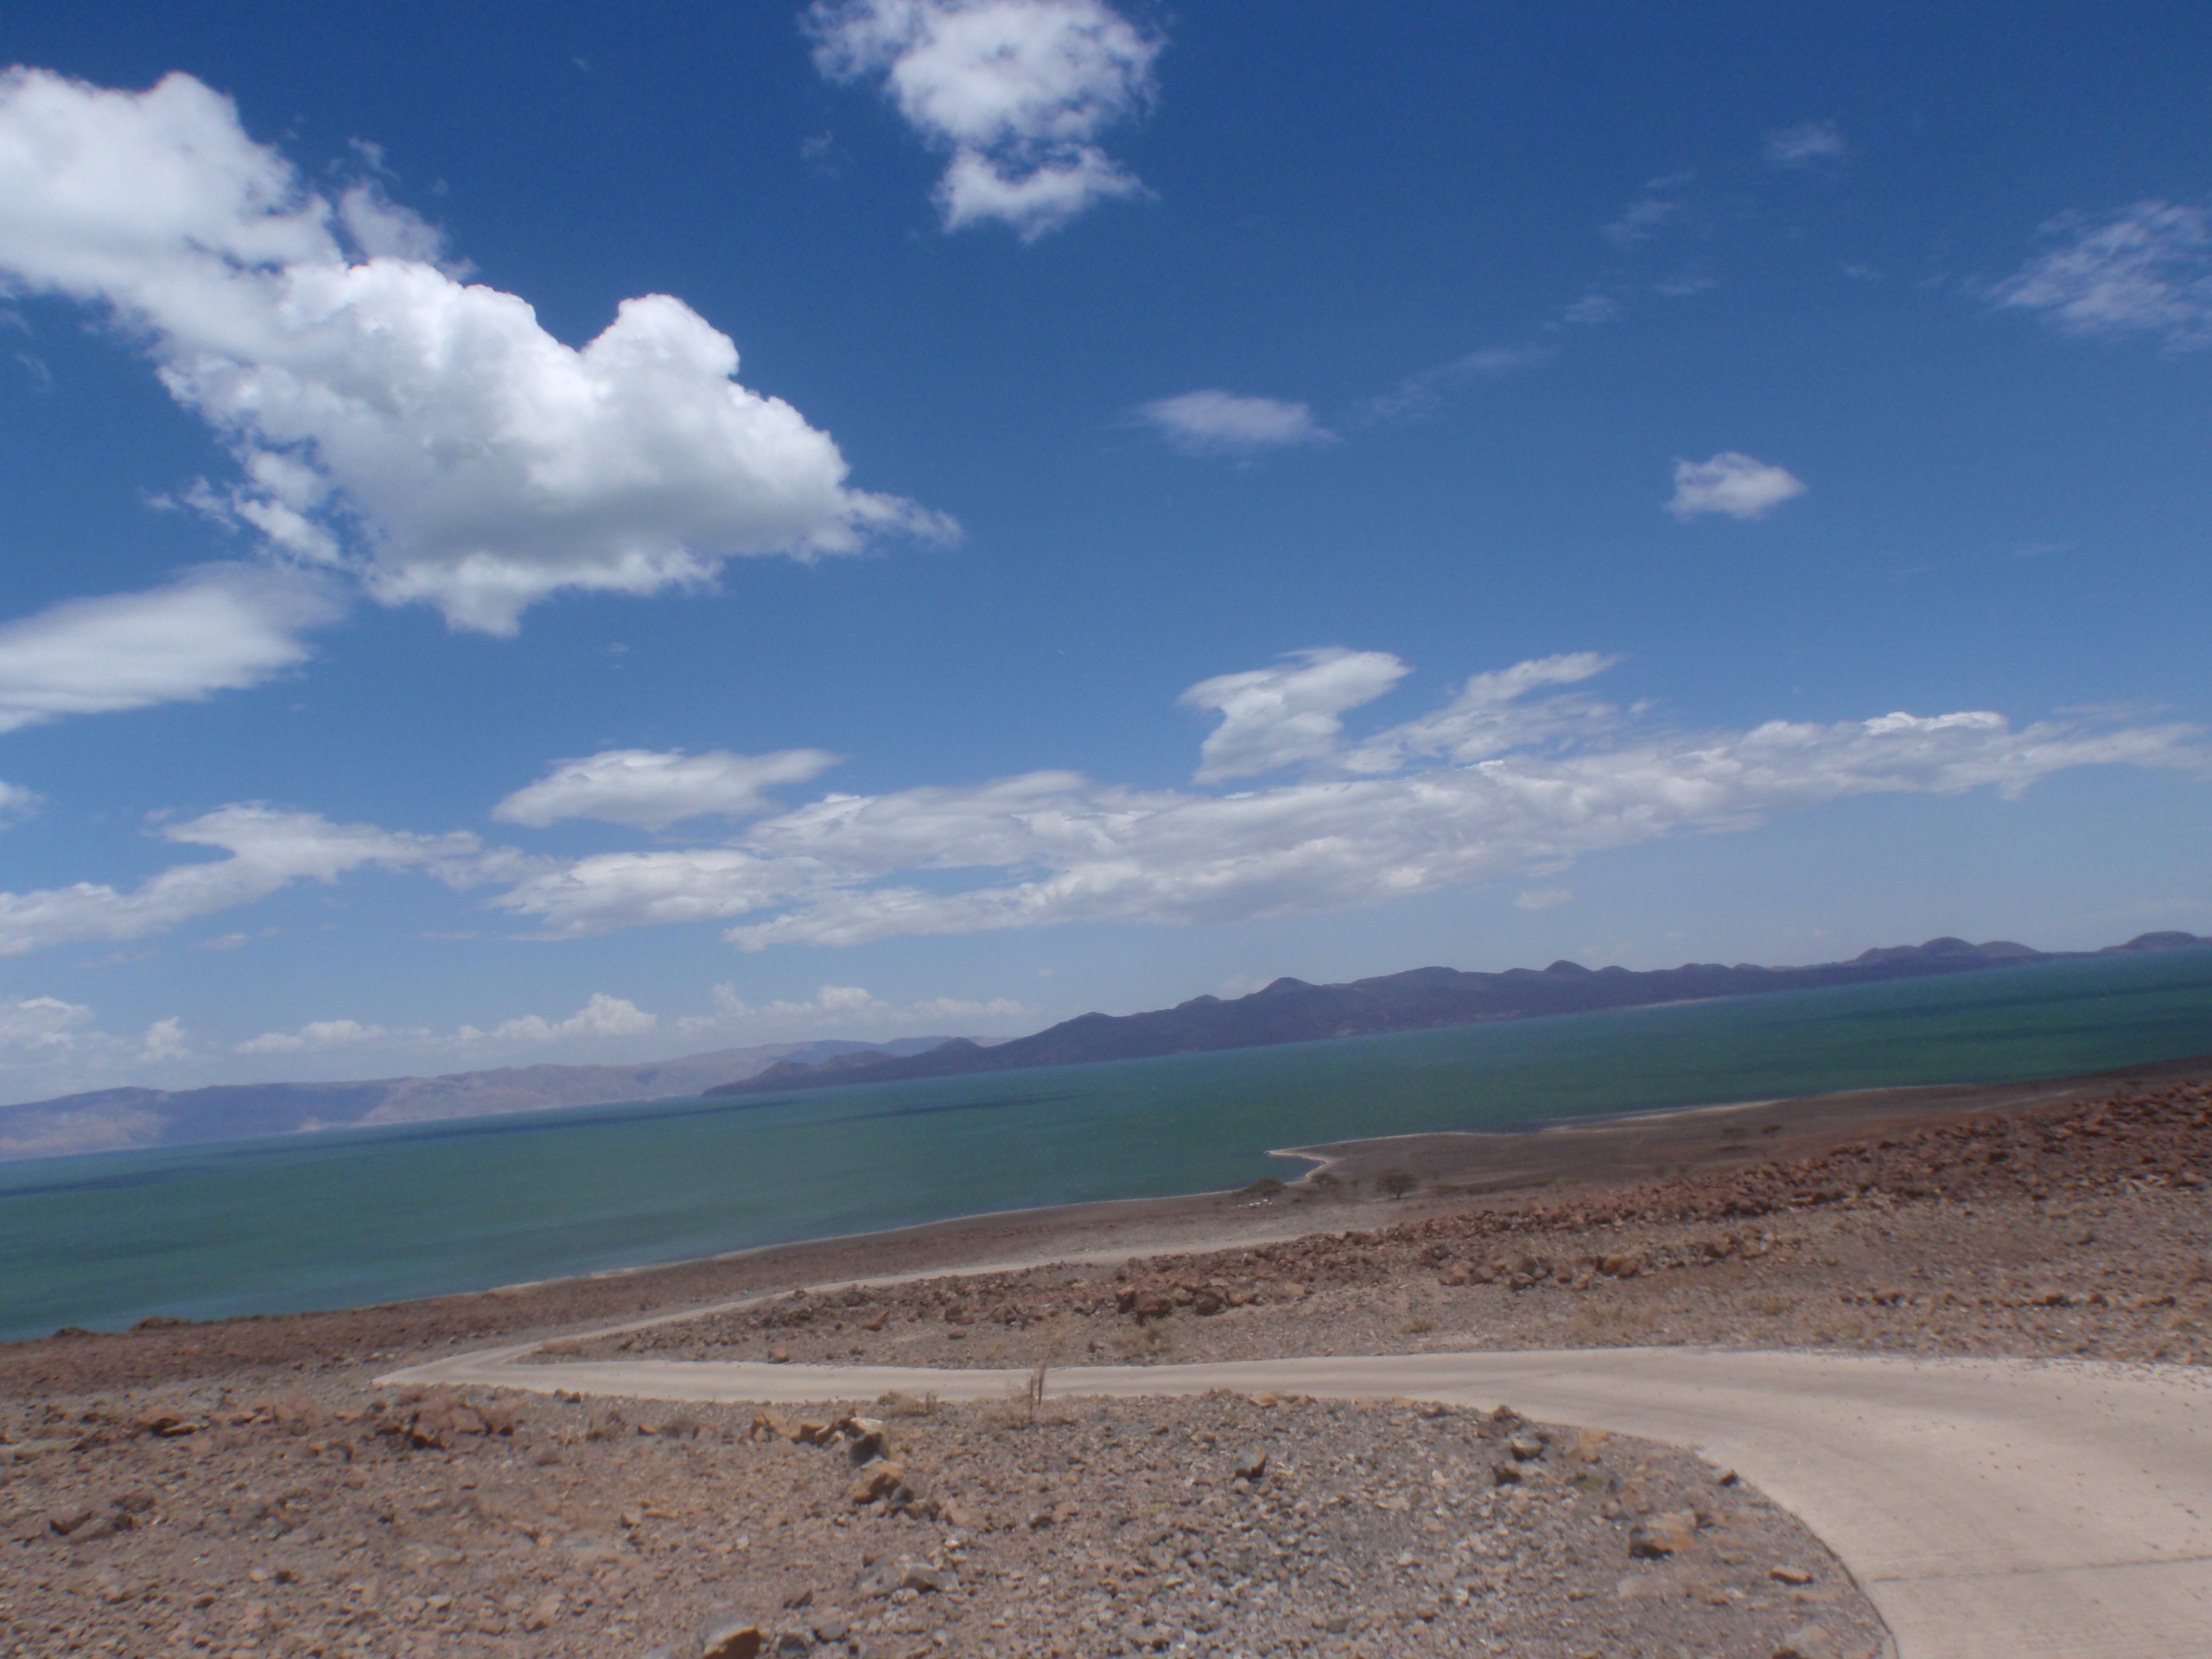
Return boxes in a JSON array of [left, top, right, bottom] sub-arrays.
[[846, 1461, 906, 1505], [1627, 1509, 1700, 1558]]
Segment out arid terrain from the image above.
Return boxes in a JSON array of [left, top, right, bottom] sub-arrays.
[[575, 1074, 2212, 1377], [3, 1062, 2208, 1659]]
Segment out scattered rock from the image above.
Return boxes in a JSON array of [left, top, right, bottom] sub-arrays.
[[699, 1618, 766, 1659], [1772, 1624, 1838, 1659], [846, 1461, 906, 1504], [898, 1560, 952, 1593], [1628, 1510, 1700, 1558]]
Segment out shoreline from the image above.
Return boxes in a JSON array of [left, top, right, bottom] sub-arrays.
[[6, 1049, 2209, 1393]]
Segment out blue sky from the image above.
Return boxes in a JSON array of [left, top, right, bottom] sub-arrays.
[[0, 0, 2209, 1102]]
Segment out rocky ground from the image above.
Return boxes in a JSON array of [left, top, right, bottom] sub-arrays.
[[0, 1380, 1880, 1659], [551, 1079, 2212, 1375], [5, 1070, 2209, 1658]]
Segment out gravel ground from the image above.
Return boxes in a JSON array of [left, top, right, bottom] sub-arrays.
[[0, 1381, 1881, 1659], [9, 1071, 2208, 1658], [551, 1081, 2212, 1376]]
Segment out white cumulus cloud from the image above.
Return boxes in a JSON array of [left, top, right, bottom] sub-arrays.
[[0, 996, 197, 1111], [1515, 888, 1573, 911], [1667, 452, 1807, 521], [809, 0, 1161, 238], [0, 564, 340, 732], [1137, 390, 1335, 457], [1993, 200, 2212, 351], [0, 67, 949, 636], [0, 995, 95, 1054], [233, 1018, 388, 1056], [1179, 648, 1410, 782], [459, 993, 659, 1046], [493, 748, 845, 830]]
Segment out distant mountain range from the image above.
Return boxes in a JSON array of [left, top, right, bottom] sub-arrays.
[[708, 931, 2212, 1097], [0, 1037, 954, 1161], [6, 931, 2204, 1164]]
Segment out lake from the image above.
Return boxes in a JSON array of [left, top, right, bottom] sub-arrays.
[[3, 945, 2209, 1342]]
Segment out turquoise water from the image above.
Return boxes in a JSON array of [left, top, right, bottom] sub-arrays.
[[5, 947, 2211, 1343]]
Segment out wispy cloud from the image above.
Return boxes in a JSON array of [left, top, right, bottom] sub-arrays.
[[0, 564, 341, 732], [1666, 452, 1807, 521], [1993, 200, 2212, 350], [807, 0, 1162, 238], [1179, 648, 1410, 782], [1765, 120, 1847, 169], [1600, 174, 1694, 251], [672, 982, 1028, 1035], [1603, 198, 1683, 251], [1359, 344, 1550, 423], [493, 748, 844, 831], [226, 983, 1032, 1062], [480, 653, 2206, 951], [1561, 292, 1623, 326], [0, 806, 520, 957], [3, 655, 2201, 963], [1136, 390, 1335, 457]]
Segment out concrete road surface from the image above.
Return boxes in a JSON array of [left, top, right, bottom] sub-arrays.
[[384, 1344, 2212, 1659]]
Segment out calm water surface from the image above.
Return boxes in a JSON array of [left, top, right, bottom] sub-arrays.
[[4, 947, 2210, 1341]]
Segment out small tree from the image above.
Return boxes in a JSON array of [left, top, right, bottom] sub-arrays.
[[1376, 1168, 1419, 1200]]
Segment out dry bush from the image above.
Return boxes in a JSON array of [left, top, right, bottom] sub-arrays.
[[1109, 1323, 1175, 1361]]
